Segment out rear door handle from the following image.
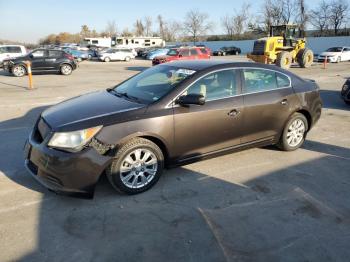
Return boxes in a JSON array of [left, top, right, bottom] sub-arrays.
[[281, 99, 288, 105], [228, 109, 240, 117]]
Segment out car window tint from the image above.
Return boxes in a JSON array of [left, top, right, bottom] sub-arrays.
[[186, 70, 238, 101], [200, 48, 208, 54], [32, 50, 45, 57], [276, 73, 290, 88], [190, 49, 198, 55], [0, 47, 6, 53], [7, 46, 21, 53], [243, 69, 278, 93], [180, 49, 189, 57], [48, 50, 62, 57]]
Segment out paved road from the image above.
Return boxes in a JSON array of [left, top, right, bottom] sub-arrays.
[[0, 57, 349, 262]]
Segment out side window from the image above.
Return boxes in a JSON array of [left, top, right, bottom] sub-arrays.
[[190, 49, 198, 56], [243, 69, 277, 93], [276, 72, 291, 88], [31, 50, 45, 57], [8, 46, 21, 53], [48, 50, 62, 57], [186, 70, 238, 101], [180, 49, 189, 57], [200, 48, 208, 54]]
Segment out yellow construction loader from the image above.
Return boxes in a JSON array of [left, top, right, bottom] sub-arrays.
[[247, 24, 313, 69]]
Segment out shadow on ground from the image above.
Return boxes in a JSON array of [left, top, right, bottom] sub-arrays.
[[320, 89, 349, 110]]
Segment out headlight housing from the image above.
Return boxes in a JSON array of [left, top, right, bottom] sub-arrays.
[[48, 126, 102, 152]]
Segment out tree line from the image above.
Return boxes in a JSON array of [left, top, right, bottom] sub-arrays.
[[37, 0, 349, 46]]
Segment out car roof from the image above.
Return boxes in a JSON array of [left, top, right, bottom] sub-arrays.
[[161, 60, 293, 74]]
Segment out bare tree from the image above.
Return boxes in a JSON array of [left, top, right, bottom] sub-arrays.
[[134, 19, 145, 36], [157, 15, 166, 39], [221, 14, 235, 39], [183, 10, 212, 44], [233, 3, 251, 35], [166, 20, 182, 41], [105, 20, 118, 37], [309, 0, 331, 35], [295, 0, 308, 33], [281, 0, 297, 24], [144, 16, 153, 36], [329, 0, 349, 35]]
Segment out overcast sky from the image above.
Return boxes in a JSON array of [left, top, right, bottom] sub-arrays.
[[0, 0, 322, 43]]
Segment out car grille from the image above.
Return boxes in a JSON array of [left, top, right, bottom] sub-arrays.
[[32, 117, 51, 143], [252, 40, 266, 55]]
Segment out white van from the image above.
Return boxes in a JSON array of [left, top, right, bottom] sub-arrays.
[[0, 45, 27, 65]]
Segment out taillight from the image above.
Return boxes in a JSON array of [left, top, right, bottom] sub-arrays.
[[64, 53, 74, 60]]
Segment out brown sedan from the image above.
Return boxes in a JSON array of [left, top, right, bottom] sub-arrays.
[[24, 60, 322, 197]]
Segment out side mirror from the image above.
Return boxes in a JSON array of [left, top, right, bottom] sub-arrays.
[[177, 94, 205, 106]]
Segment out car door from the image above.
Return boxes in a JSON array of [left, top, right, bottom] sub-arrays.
[[45, 50, 62, 70], [343, 47, 350, 61], [240, 68, 297, 144], [173, 69, 244, 160], [178, 49, 190, 60], [29, 50, 46, 70], [189, 49, 199, 59]]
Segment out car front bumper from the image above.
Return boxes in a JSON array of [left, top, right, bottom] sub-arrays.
[[318, 56, 337, 63], [24, 126, 111, 198]]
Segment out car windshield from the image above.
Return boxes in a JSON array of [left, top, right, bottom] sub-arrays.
[[326, 47, 343, 52], [167, 49, 178, 56], [111, 65, 196, 104]]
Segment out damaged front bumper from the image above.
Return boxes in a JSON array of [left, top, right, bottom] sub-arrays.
[[24, 130, 112, 198]]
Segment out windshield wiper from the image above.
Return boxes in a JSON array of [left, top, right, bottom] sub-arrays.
[[109, 89, 142, 103]]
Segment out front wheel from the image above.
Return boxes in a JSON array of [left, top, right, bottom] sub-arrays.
[[106, 138, 164, 194], [125, 56, 131, 62], [60, 64, 72, 75], [277, 113, 308, 151], [12, 64, 26, 77]]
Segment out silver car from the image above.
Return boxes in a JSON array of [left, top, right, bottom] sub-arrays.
[[99, 49, 135, 62]]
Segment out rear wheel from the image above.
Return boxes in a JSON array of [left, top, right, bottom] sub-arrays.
[[60, 64, 72, 75], [297, 48, 313, 68], [125, 56, 131, 62], [276, 51, 292, 69], [104, 57, 111, 62], [336, 56, 341, 63], [106, 138, 164, 194], [12, 64, 26, 77], [277, 113, 308, 151]]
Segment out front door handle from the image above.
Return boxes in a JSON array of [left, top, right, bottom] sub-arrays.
[[228, 109, 240, 117], [281, 99, 288, 105]]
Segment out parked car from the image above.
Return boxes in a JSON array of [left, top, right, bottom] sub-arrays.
[[98, 48, 135, 62], [213, 46, 241, 56], [3, 49, 77, 77], [152, 47, 210, 66], [65, 49, 89, 61], [24, 60, 322, 197], [318, 47, 350, 63], [146, 48, 169, 60], [341, 78, 350, 105], [0, 45, 27, 66]]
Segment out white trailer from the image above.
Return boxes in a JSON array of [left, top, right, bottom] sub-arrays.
[[115, 37, 165, 48], [82, 37, 112, 48]]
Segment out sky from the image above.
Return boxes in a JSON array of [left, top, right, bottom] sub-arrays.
[[0, 0, 321, 43]]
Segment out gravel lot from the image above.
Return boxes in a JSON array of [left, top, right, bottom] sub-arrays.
[[0, 57, 349, 262]]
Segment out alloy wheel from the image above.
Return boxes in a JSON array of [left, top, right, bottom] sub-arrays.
[[286, 119, 305, 147], [119, 148, 158, 189]]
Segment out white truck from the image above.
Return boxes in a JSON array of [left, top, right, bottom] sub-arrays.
[[0, 45, 27, 65]]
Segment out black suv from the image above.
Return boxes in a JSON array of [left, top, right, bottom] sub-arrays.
[[341, 78, 350, 105], [3, 49, 77, 77]]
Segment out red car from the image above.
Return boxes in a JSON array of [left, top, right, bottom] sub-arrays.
[[152, 47, 211, 66]]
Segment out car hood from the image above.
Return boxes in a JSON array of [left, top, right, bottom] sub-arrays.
[[319, 52, 340, 56], [41, 90, 146, 131]]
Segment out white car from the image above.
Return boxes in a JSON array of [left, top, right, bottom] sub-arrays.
[[318, 47, 350, 63], [0, 45, 27, 65], [98, 48, 135, 62]]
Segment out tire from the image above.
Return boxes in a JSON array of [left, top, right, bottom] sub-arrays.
[[344, 100, 350, 105], [235, 51, 239, 55], [277, 113, 308, 151], [88, 54, 92, 60], [276, 51, 292, 69], [125, 56, 131, 62], [297, 48, 313, 68], [106, 138, 164, 194], [12, 64, 26, 77], [104, 57, 111, 62], [60, 64, 72, 75], [336, 56, 341, 63], [222, 52, 226, 56]]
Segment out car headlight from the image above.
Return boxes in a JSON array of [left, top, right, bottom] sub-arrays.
[[48, 126, 102, 151]]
